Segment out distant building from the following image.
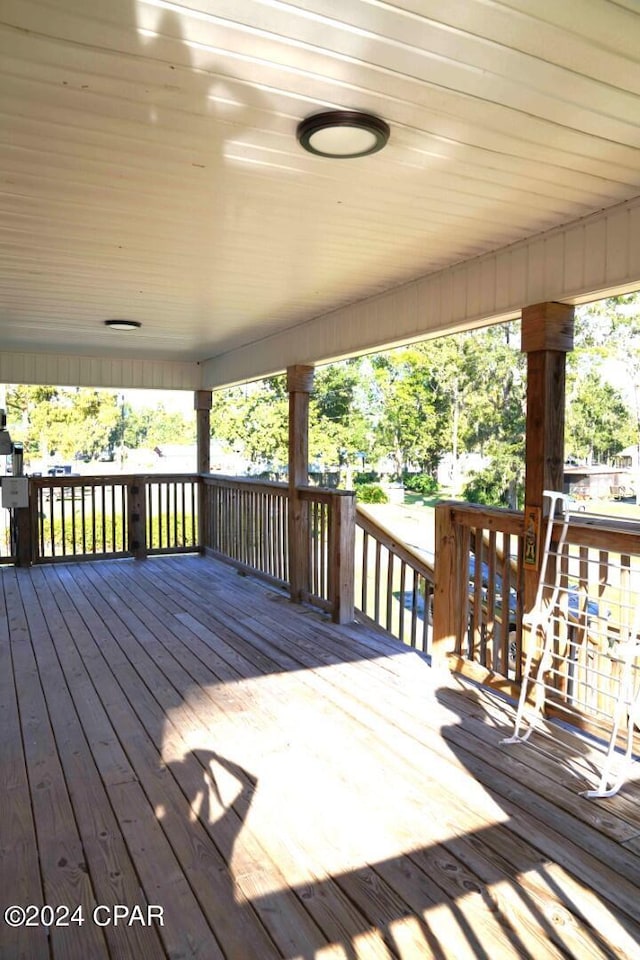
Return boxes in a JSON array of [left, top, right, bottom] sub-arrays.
[[613, 445, 640, 471], [564, 465, 635, 500]]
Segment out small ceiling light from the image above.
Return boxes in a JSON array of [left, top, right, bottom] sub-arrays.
[[297, 110, 390, 159], [104, 319, 142, 331]]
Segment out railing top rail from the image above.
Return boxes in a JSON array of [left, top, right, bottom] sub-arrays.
[[442, 500, 640, 552], [30, 472, 200, 487], [298, 485, 355, 504], [31, 474, 132, 488], [555, 515, 640, 553], [440, 500, 525, 535], [356, 504, 434, 583], [201, 473, 289, 494], [137, 473, 200, 483]]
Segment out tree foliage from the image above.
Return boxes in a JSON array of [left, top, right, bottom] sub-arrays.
[[565, 370, 634, 464], [5, 386, 195, 463]]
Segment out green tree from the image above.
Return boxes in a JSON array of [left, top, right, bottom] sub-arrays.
[[568, 293, 640, 463], [7, 386, 121, 461], [310, 360, 375, 481], [210, 380, 289, 470], [124, 405, 195, 449], [566, 372, 634, 464], [458, 323, 526, 507], [372, 342, 453, 476]]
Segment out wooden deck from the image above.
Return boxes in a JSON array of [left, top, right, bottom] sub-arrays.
[[2, 555, 640, 960]]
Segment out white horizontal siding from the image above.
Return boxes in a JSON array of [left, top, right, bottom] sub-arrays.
[[0, 352, 202, 390], [202, 195, 640, 388]]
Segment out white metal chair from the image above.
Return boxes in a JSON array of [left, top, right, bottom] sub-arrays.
[[502, 491, 640, 799]]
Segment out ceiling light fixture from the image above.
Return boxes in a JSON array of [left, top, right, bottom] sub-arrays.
[[104, 319, 142, 331], [296, 110, 390, 159]]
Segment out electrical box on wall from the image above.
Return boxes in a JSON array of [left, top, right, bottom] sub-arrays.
[[1, 477, 29, 508]]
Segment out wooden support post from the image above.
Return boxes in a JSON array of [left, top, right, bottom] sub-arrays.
[[521, 301, 574, 612], [128, 477, 147, 560], [15, 505, 33, 566], [433, 501, 467, 667], [195, 390, 212, 551], [287, 365, 314, 603], [329, 491, 356, 624]]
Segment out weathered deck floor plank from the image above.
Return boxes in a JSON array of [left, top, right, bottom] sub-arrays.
[[2, 554, 640, 960]]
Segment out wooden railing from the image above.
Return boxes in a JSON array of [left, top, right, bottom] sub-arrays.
[[28, 474, 199, 563], [433, 500, 640, 735], [145, 475, 199, 555], [300, 486, 355, 623], [355, 506, 434, 654], [202, 475, 290, 587], [10, 472, 355, 622], [33, 476, 131, 561], [433, 502, 525, 682], [201, 476, 355, 623]]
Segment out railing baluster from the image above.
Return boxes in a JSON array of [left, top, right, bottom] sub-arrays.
[[60, 483, 67, 556], [70, 486, 77, 555], [354, 507, 433, 652], [173, 481, 178, 548], [100, 484, 107, 553], [91, 485, 97, 554], [81, 485, 87, 556], [386, 549, 394, 632], [374, 540, 382, 624], [500, 533, 511, 674], [410, 570, 418, 649], [398, 560, 406, 645], [111, 483, 117, 552], [422, 579, 430, 653], [38, 488, 45, 559], [486, 530, 497, 670], [166, 482, 171, 549], [122, 483, 127, 552], [361, 530, 369, 615], [49, 485, 55, 557], [322, 501, 328, 599], [470, 529, 479, 661]]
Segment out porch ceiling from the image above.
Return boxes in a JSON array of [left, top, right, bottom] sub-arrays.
[[1, 1, 640, 388]]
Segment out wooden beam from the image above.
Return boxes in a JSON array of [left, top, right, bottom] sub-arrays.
[[520, 302, 575, 353], [329, 492, 356, 624], [127, 479, 147, 560], [194, 390, 212, 475], [195, 390, 212, 552], [433, 502, 468, 666], [521, 301, 575, 610], [287, 366, 314, 602], [15, 506, 33, 566]]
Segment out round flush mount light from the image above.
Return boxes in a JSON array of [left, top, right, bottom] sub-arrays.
[[296, 110, 390, 159], [104, 319, 142, 331]]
